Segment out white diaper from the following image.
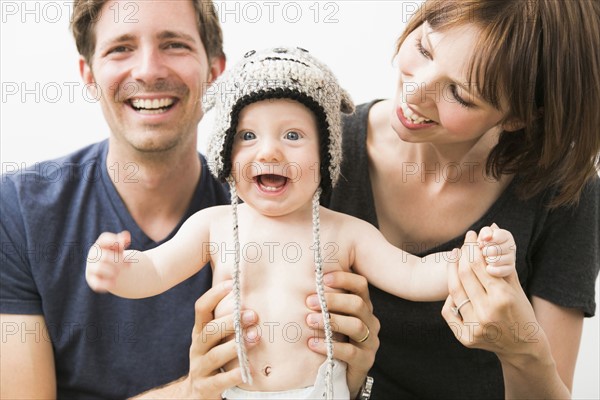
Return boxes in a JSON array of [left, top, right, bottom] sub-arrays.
[[222, 359, 349, 399]]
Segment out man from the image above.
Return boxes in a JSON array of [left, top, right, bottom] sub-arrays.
[[0, 1, 378, 398]]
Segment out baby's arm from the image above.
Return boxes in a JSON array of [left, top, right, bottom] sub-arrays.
[[351, 220, 516, 302], [350, 221, 450, 301], [85, 207, 219, 298]]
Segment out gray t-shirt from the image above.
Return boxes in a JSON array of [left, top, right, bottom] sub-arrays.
[[328, 101, 600, 399]]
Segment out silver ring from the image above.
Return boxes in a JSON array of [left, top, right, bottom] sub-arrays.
[[451, 298, 471, 317]]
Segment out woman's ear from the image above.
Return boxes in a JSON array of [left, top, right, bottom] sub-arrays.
[[501, 117, 525, 132], [502, 107, 544, 132]]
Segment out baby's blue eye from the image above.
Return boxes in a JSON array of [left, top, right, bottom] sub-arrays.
[[241, 131, 256, 140], [286, 131, 300, 140]]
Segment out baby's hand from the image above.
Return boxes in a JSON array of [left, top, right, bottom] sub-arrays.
[[477, 223, 516, 278], [85, 231, 131, 292]]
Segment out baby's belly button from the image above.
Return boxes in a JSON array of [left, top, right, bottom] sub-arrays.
[[247, 345, 325, 390]]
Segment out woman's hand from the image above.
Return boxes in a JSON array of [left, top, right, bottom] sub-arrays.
[[442, 231, 542, 357], [441, 231, 573, 398], [305, 271, 380, 398]]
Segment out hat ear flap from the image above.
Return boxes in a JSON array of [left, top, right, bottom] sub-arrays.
[[340, 88, 355, 114]]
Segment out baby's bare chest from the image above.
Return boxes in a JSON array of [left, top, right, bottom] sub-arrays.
[[211, 229, 350, 318]]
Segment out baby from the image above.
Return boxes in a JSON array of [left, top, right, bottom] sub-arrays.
[[86, 47, 516, 399]]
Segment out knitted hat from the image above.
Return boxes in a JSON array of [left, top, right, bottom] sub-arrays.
[[204, 46, 354, 194], [203, 47, 354, 399]]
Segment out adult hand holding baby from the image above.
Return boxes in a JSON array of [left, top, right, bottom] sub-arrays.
[[443, 230, 574, 398], [175, 281, 260, 399]]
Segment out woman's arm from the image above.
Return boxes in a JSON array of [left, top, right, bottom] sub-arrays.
[[531, 297, 583, 391], [499, 297, 582, 397]]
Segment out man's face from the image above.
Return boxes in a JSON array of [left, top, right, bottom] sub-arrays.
[[80, 0, 221, 154]]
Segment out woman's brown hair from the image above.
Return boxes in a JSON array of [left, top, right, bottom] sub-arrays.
[[397, 0, 600, 207]]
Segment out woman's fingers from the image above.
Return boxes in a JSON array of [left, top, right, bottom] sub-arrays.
[[486, 264, 516, 278], [444, 253, 475, 322], [442, 295, 466, 340], [457, 231, 491, 299]]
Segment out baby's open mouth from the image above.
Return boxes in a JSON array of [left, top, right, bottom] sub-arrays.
[[255, 174, 288, 192]]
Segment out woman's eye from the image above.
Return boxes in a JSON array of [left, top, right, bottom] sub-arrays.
[[285, 131, 300, 140], [449, 85, 472, 108], [415, 38, 431, 59], [241, 131, 256, 140]]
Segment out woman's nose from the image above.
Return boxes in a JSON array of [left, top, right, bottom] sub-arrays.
[[402, 70, 440, 106]]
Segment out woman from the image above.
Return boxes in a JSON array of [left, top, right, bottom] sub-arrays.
[[329, 0, 600, 398]]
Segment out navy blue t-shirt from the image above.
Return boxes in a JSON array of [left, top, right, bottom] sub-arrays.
[[1, 140, 230, 398]]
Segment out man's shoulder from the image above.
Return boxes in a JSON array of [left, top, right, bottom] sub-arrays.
[[1, 141, 107, 207]]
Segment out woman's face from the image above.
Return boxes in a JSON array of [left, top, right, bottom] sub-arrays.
[[391, 22, 509, 147]]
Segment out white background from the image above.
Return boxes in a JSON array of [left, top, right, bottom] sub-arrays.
[[1, 1, 598, 397]]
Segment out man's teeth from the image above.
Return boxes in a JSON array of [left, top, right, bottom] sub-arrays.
[[400, 101, 433, 124], [130, 98, 174, 114]]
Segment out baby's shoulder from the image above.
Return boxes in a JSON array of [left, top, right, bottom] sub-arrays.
[[185, 205, 232, 230], [320, 206, 376, 233]]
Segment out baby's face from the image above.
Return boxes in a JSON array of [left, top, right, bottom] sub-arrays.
[[230, 98, 321, 217]]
